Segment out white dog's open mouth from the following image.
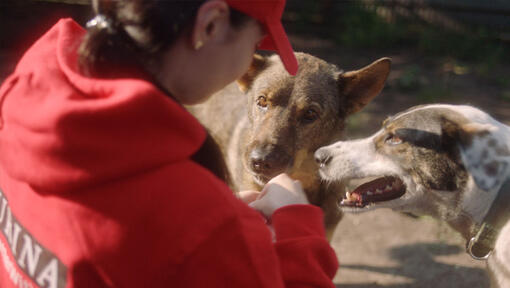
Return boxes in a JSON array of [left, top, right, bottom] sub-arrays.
[[340, 176, 406, 208]]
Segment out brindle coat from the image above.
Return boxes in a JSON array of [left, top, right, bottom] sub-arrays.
[[189, 52, 391, 230]]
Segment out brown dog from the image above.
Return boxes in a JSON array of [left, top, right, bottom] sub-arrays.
[[189, 52, 391, 231]]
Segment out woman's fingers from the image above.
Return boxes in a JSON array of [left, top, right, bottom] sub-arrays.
[[238, 190, 261, 204], [249, 173, 309, 218]]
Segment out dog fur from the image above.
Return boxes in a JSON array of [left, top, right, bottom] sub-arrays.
[[315, 104, 510, 286], [189, 52, 391, 230]]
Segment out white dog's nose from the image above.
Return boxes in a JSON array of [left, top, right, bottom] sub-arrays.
[[314, 148, 332, 167]]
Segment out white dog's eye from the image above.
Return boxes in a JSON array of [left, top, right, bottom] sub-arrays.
[[256, 95, 268, 109], [385, 134, 403, 145]]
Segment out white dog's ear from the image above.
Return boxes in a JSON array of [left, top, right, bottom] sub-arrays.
[[236, 54, 267, 92], [441, 116, 508, 191], [337, 57, 391, 115]]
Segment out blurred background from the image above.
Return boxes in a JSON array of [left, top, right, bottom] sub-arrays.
[[1, 0, 509, 287]]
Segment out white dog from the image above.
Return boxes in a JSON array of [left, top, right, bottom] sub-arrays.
[[315, 104, 510, 287]]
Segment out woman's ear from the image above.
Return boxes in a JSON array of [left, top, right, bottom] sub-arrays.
[[191, 0, 230, 50]]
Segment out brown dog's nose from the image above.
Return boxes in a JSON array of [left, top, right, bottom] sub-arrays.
[[249, 145, 289, 175], [314, 148, 332, 167]]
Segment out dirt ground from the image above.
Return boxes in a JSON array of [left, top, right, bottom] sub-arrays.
[[1, 27, 509, 288], [289, 34, 510, 287]]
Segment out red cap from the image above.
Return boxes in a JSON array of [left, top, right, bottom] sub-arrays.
[[226, 0, 298, 75]]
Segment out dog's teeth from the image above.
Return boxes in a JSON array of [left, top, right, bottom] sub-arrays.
[[345, 192, 358, 202], [375, 189, 383, 194], [345, 192, 357, 202], [384, 185, 392, 191], [341, 193, 357, 205]]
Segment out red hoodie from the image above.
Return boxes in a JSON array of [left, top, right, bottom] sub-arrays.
[[0, 19, 338, 288]]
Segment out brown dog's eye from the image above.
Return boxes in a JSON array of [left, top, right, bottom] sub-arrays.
[[256, 95, 268, 108], [385, 134, 403, 145], [303, 108, 320, 123]]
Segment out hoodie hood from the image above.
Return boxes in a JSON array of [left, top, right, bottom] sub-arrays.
[[0, 19, 206, 193]]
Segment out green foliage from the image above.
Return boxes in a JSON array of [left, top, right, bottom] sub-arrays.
[[284, 1, 510, 65], [415, 27, 507, 65], [502, 90, 510, 102], [417, 85, 454, 103], [332, 5, 407, 48], [397, 65, 423, 91]]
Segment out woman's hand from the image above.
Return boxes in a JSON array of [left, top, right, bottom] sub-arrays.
[[249, 173, 309, 219], [238, 190, 261, 204]]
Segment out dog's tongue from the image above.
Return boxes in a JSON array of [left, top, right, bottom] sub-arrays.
[[341, 176, 405, 207]]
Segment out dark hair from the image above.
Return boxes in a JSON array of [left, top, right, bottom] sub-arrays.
[[78, 0, 250, 79]]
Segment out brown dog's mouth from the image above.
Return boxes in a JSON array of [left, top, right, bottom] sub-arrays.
[[252, 173, 271, 186], [340, 176, 406, 208]]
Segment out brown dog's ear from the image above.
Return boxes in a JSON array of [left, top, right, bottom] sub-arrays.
[[338, 57, 391, 115], [236, 54, 267, 92]]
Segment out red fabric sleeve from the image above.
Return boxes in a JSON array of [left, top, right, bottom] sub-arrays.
[[173, 205, 338, 287], [272, 205, 339, 288]]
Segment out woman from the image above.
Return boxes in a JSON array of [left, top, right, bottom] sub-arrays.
[[0, 0, 338, 287]]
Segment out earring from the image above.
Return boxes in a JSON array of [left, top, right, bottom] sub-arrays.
[[194, 40, 204, 50]]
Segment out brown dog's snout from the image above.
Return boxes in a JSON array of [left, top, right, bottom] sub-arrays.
[[249, 145, 290, 175], [314, 148, 332, 167]]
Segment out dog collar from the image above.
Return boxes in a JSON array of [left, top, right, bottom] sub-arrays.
[[467, 178, 510, 260]]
